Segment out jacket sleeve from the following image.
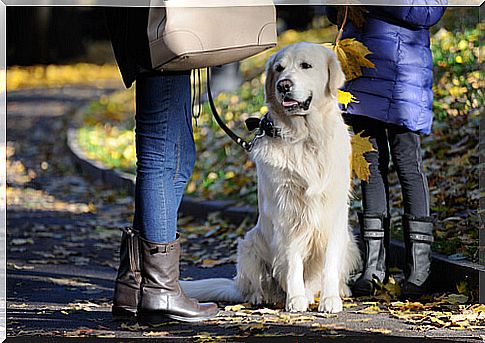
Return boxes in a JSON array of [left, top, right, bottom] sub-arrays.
[[369, 1, 447, 28]]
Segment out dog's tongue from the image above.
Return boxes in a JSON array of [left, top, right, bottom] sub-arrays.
[[282, 100, 299, 107]]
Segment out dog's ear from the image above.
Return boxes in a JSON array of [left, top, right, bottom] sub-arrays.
[[326, 52, 346, 98], [264, 54, 276, 103]]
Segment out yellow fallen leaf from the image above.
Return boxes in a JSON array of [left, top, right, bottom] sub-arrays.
[[456, 280, 468, 295], [351, 131, 376, 182], [323, 38, 376, 81], [120, 323, 149, 331], [403, 302, 426, 311], [389, 267, 402, 273], [373, 277, 400, 302], [238, 323, 268, 332], [355, 305, 382, 314], [193, 333, 227, 342], [277, 313, 292, 322], [347, 317, 372, 322], [289, 315, 316, 322], [200, 259, 221, 268], [430, 316, 450, 327], [337, 90, 358, 109], [253, 308, 279, 315], [143, 331, 169, 337], [365, 328, 392, 334], [470, 304, 485, 313], [224, 304, 246, 312]]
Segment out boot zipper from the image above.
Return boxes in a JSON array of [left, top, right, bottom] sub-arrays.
[[125, 228, 141, 284]]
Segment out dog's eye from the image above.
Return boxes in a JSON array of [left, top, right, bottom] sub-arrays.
[[300, 62, 312, 69], [275, 64, 284, 72]]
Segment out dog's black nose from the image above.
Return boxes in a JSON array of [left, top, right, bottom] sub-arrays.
[[277, 79, 293, 93]]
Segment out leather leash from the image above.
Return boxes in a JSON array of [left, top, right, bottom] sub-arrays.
[[205, 68, 281, 152]]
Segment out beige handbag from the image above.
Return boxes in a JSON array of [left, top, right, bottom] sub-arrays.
[[147, 0, 277, 71]]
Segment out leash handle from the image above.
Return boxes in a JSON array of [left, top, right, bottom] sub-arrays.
[[206, 68, 253, 151]]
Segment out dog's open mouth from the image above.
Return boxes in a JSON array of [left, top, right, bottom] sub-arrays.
[[281, 95, 312, 112]]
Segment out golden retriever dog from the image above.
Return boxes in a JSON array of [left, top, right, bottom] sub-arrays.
[[181, 42, 361, 313]]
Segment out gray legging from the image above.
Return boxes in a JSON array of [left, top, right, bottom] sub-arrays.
[[345, 114, 430, 218]]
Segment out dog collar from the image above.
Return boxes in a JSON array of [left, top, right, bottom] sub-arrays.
[[245, 113, 282, 139]]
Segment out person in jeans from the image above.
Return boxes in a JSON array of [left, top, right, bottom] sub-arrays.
[[327, 3, 446, 299], [104, 7, 218, 323]]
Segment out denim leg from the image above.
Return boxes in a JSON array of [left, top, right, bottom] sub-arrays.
[[133, 72, 191, 243], [173, 95, 196, 208], [348, 115, 391, 217], [388, 126, 430, 217]]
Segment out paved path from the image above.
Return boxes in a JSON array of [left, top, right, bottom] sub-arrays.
[[6, 85, 484, 341]]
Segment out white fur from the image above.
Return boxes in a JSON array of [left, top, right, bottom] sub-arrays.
[[181, 43, 361, 313]]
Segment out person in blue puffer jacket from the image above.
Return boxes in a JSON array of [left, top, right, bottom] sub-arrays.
[[327, 3, 446, 299]]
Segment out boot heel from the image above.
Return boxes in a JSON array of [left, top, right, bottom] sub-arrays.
[[112, 305, 137, 320], [137, 309, 172, 326]]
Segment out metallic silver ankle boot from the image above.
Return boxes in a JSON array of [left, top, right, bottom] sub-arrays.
[[401, 215, 434, 299], [352, 213, 389, 296]]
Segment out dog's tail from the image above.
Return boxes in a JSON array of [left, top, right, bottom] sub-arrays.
[[179, 278, 245, 303]]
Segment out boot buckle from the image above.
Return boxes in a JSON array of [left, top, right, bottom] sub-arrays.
[[150, 247, 167, 254], [409, 233, 434, 243], [362, 231, 385, 239], [150, 244, 175, 255]]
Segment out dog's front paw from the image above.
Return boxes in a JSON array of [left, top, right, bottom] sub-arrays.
[[318, 296, 343, 313], [286, 295, 309, 312], [248, 293, 264, 305]]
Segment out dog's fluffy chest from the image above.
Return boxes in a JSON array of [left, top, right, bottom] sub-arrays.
[[250, 137, 331, 233], [251, 137, 328, 194]]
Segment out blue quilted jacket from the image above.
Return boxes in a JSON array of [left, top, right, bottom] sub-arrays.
[[327, 4, 446, 134]]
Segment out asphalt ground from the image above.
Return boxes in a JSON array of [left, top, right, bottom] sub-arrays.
[[6, 86, 484, 342]]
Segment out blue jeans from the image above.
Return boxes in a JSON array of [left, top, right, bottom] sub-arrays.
[[133, 71, 195, 243]]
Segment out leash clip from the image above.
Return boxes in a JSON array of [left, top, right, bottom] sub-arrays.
[[245, 128, 266, 152]]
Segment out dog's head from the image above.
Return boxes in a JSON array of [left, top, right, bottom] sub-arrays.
[[264, 42, 345, 117]]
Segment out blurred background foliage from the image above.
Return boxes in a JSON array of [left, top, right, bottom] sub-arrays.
[[7, 6, 482, 262]]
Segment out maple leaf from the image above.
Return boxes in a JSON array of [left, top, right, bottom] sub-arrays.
[[337, 90, 358, 109], [323, 38, 375, 81], [373, 276, 401, 302], [456, 280, 469, 295], [351, 131, 376, 182]]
